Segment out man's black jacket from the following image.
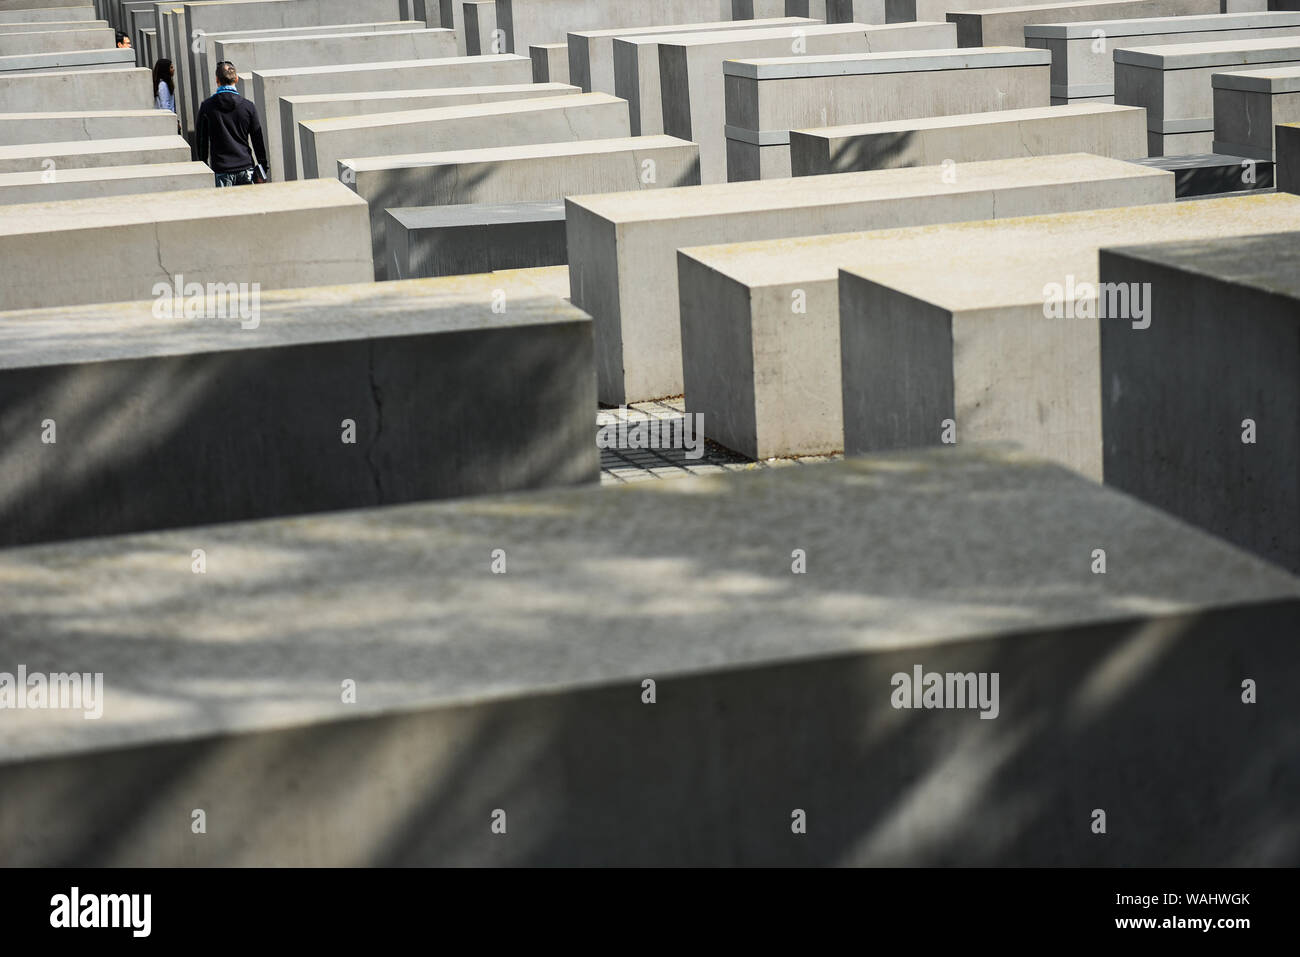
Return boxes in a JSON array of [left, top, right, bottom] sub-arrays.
[[196, 91, 269, 174]]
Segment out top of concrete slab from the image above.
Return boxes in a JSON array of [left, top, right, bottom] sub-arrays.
[[1212, 64, 1300, 92], [0, 269, 586, 371], [656, 22, 870, 49], [1102, 230, 1300, 301], [2, 444, 1296, 764], [794, 103, 1142, 137], [568, 16, 814, 42], [343, 133, 692, 173], [301, 92, 621, 134], [0, 178, 365, 238], [0, 134, 185, 160], [281, 82, 573, 105], [724, 46, 1050, 79], [1115, 36, 1300, 69], [1025, 11, 1300, 39], [0, 109, 168, 119], [252, 53, 526, 80], [570, 153, 1163, 224], [389, 200, 566, 229], [829, 193, 1300, 313]]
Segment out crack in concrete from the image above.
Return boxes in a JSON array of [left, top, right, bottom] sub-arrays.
[[364, 340, 385, 502]]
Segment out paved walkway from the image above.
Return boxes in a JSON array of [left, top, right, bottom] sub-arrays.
[[597, 398, 842, 485]]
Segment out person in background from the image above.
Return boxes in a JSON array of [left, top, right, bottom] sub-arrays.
[[195, 60, 270, 187], [153, 59, 175, 113], [116, 31, 131, 49]]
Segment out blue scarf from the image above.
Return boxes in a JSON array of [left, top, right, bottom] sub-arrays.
[[216, 84, 238, 95]]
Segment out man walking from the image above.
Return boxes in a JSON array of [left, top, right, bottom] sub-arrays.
[[195, 61, 270, 187]]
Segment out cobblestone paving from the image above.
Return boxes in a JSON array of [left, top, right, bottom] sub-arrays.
[[597, 398, 843, 485]]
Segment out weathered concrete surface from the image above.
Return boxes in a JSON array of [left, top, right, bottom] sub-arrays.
[[949, 0, 1219, 48], [1115, 36, 1300, 155], [660, 23, 899, 183], [0, 134, 190, 174], [463, 0, 498, 56], [0, 108, 176, 145], [1025, 11, 1300, 103], [1213, 65, 1300, 159], [570, 152, 1170, 409], [386, 200, 567, 279], [0, 160, 211, 203], [344, 135, 700, 280], [252, 55, 533, 185], [1131, 151, 1273, 196], [672, 155, 1172, 458], [1098, 233, 1300, 573], [569, 16, 818, 95], [0, 45, 134, 72], [1280, 122, 1300, 192], [0, 268, 596, 548], [0, 5, 95, 23], [789, 103, 1148, 174], [0, 179, 374, 311], [834, 193, 1300, 479], [299, 92, 630, 179], [725, 43, 1046, 181], [1, 445, 1297, 866], [282, 82, 577, 180], [0, 65, 151, 110]]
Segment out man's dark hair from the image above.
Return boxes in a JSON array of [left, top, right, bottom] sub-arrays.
[[215, 61, 237, 86], [116, 31, 130, 47]]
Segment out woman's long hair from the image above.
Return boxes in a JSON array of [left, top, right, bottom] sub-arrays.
[[152, 58, 174, 95]]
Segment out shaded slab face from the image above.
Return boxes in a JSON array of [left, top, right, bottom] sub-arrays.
[[1099, 232, 1300, 574], [0, 446, 1297, 865], [833, 192, 1300, 479], [1212, 65, 1300, 159], [386, 200, 568, 279], [0, 109, 180, 146], [0, 161, 213, 203]]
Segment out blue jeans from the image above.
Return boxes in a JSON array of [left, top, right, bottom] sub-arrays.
[[215, 167, 255, 187]]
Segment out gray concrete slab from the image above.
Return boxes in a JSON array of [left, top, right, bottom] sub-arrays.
[[252, 54, 533, 184], [661, 23, 948, 183], [949, 0, 1219, 48], [670, 155, 1173, 457], [462, 0, 498, 55], [1115, 36, 1300, 155], [0, 445, 1297, 865], [0, 178, 373, 311], [833, 192, 1300, 479], [1213, 65, 1300, 159], [0, 267, 595, 548], [212, 28, 456, 93], [386, 199, 566, 279], [495, 0, 731, 53], [726, 40, 1053, 182], [282, 82, 577, 180], [1280, 121, 1300, 192], [530, 41, 568, 82], [0, 26, 114, 53], [0, 5, 95, 22], [789, 103, 1148, 175], [1098, 232, 1300, 573], [0, 134, 190, 174], [568, 16, 819, 95], [1025, 11, 1300, 103], [343, 134, 700, 280], [0, 45, 134, 71], [0, 159, 210, 202], [571, 152, 1170, 408], [300, 91, 629, 180], [0, 108, 177, 145]]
